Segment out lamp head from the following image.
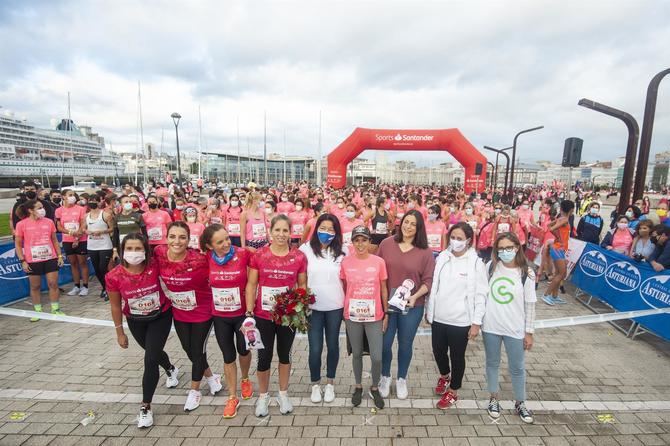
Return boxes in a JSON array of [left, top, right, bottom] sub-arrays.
[[171, 112, 181, 126]]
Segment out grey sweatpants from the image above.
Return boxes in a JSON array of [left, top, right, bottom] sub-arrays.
[[345, 319, 383, 387]]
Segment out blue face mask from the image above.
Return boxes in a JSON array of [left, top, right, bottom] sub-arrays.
[[498, 250, 517, 263], [212, 246, 235, 265], [317, 231, 336, 245]]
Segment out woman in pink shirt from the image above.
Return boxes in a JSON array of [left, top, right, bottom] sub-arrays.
[[154, 222, 222, 412], [56, 189, 90, 296], [224, 194, 243, 247], [288, 198, 309, 246], [277, 192, 295, 216], [301, 202, 325, 245], [407, 194, 428, 221], [340, 203, 365, 248], [183, 207, 206, 250], [601, 215, 635, 255], [425, 205, 448, 255], [245, 215, 307, 418], [206, 198, 224, 226], [340, 225, 388, 409], [141, 196, 173, 249], [240, 192, 269, 251], [14, 199, 64, 319], [107, 233, 178, 429], [201, 224, 253, 418]]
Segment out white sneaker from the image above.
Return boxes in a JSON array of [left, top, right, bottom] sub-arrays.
[[79, 286, 89, 296], [67, 286, 80, 296], [206, 374, 223, 395], [277, 392, 293, 415], [184, 389, 201, 412], [310, 384, 322, 403], [137, 406, 153, 428], [165, 367, 179, 388], [255, 393, 270, 417], [396, 378, 408, 400], [323, 384, 335, 403], [378, 376, 391, 398]]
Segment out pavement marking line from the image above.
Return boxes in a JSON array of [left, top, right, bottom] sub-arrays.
[[1, 306, 668, 336], [1, 387, 669, 412]]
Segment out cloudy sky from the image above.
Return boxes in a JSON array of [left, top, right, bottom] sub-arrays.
[[1, 0, 669, 167]]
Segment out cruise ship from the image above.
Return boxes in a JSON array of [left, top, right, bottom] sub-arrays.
[[0, 111, 124, 182]]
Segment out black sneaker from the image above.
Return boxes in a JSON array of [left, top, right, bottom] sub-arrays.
[[515, 401, 534, 424], [352, 387, 363, 407], [487, 397, 501, 419], [369, 388, 385, 409], [101, 290, 109, 301]]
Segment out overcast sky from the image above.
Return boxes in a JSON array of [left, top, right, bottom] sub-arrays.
[[1, 0, 669, 167]]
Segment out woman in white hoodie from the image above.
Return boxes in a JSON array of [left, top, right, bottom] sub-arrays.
[[426, 222, 487, 410]]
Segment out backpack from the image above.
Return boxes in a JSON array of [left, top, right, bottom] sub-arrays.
[[487, 262, 528, 286]]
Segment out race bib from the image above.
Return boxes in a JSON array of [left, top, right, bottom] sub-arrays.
[[30, 244, 53, 262], [343, 232, 352, 245], [227, 223, 241, 235], [189, 235, 199, 249], [466, 220, 478, 230], [89, 233, 103, 240], [427, 234, 441, 249], [375, 222, 387, 234], [210, 216, 222, 225], [292, 224, 304, 236], [213, 287, 242, 312], [119, 233, 128, 244], [64, 222, 79, 232], [252, 223, 266, 239], [147, 227, 163, 241], [498, 223, 510, 233], [261, 286, 288, 312], [348, 299, 376, 322], [127, 291, 161, 316], [160, 279, 196, 311]]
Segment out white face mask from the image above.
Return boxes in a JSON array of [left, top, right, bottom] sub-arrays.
[[187, 216, 197, 222], [345, 211, 355, 219], [35, 208, 46, 218], [67, 196, 76, 204], [123, 202, 133, 211], [449, 207, 455, 213], [230, 200, 239, 207], [465, 208, 473, 216], [281, 197, 288, 202], [428, 214, 437, 222], [265, 208, 273, 215], [124, 251, 146, 265], [617, 222, 628, 230], [337, 203, 345, 209], [449, 238, 468, 253], [296, 205, 303, 211], [406, 202, 415, 209]]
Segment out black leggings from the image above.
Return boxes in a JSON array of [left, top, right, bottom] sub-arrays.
[[256, 317, 296, 372], [431, 322, 470, 390], [88, 249, 113, 290], [213, 316, 249, 364], [174, 319, 213, 381], [127, 309, 174, 403]]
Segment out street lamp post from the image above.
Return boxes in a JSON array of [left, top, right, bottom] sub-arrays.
[[484, 146, 512, 198], [508, 126, 544, 198], [486, 162, 495, 189], [171, 112, 182, 184]]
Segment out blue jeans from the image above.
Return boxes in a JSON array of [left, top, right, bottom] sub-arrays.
[[381, 305, 424, 379], [482, 331, 526, 401], [307, 309, 343, 383]]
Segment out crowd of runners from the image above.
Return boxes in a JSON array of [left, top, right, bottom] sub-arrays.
[[9, 178, 670, 428]]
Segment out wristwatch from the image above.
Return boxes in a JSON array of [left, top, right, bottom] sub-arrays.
[[245, 311, 254, 317]]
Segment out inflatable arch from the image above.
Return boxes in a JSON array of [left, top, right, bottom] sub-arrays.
[[326, 128, 487, 193]]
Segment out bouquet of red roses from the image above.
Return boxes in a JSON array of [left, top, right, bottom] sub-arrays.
[[270, 287, 315, 333]]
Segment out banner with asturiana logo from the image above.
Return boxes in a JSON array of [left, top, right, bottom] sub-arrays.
[[571, 242, 670, 341]]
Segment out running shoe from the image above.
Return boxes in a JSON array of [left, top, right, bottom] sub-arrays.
[[137, 406, 153, 428], [277, 392, 293, 414], [255, 393, 270, 417], [223, 396, 240, 419], [542, 295, 556, 306], [515, 401, 534, 424], [396, 378, 408, 400], [369, 388, 385, 410], [240, 378, 253, 399], [351, 387, 363, 407], [184, 389, 201, 412], [67, 286, 80, 296], [436, 390, 458, 410], [378, 375, 391, 398], [51, 309, 66, 316], [554, 296, 567, 305], [79, 286, 89, 297], [487, 397, 501, 419], [101, 290, 109, 301], [206, 374, 223, 395], [310, 384, 322, 403], [165, 366, 179, 388], [30, 310, 41, 323], [435, 375, 451, 395], [323, 384, 335, 403]]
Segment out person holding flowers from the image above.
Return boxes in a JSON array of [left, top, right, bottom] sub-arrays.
[[245, 214, 308, 418]]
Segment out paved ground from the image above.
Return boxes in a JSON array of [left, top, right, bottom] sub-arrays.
[[0, 277, 669, 445]]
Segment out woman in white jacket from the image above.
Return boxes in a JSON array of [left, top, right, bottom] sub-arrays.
[[426, 222, 487, 410]]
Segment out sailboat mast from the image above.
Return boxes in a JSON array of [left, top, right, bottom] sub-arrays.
[[198, 105, 202, 179], [68, 92, 75, 186], [236, 116, 241, 184], [138, 81, 146, 186]]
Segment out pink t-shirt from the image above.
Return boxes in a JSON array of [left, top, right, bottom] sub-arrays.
[[208, 210, 224, 226], [244, 211, 268, 242], [15, 217, 57, 263], [187, 222, 205, 249], [106, 260, 170, 317], [340, 254, 387, 322], [340, 218, 365, 247], [55, 205, 87, 243], [425, 220, 447, 252], [225, 206, 243, 236], [277, 201, 295, 216], [209, 247, 249, 318], [142, 210, 173, 245], [250, 246, 307, 321], [612, 229, 633, 254], [288, 210, 309, 238], [154, 245, 212, 323]]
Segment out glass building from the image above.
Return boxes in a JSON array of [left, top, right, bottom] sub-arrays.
[[202, 152, 316, 184]]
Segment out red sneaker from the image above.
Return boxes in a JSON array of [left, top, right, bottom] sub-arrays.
[[436, 390, 458, 410], [240, 378, 253, 400], [435, 375, 451, 395]]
